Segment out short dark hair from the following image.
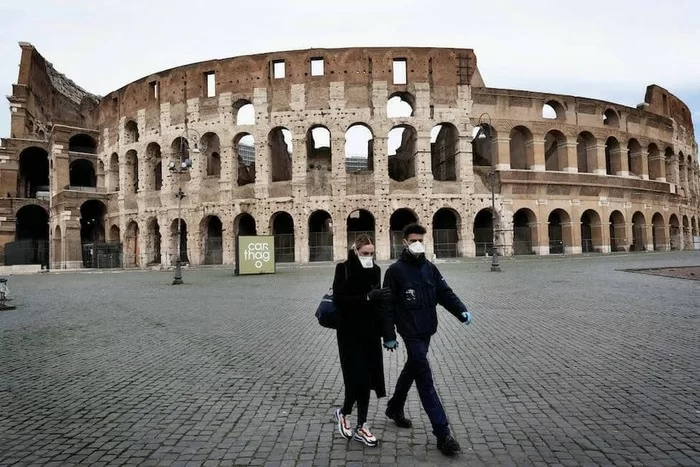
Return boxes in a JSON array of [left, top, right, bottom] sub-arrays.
[[403, 223, 426, 239]]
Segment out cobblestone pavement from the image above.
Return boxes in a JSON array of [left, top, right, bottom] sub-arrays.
[[1, 252, 699, 466]]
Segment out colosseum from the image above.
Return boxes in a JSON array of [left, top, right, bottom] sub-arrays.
[[1, 42, 698, 269]]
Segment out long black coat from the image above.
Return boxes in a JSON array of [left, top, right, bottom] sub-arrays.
[[332, 252, 393, 399]]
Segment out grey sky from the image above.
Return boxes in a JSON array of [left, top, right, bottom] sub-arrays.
[[1, 0, 698, 144]]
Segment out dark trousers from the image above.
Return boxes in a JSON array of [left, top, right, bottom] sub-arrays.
[[387, 336, 450, 439]]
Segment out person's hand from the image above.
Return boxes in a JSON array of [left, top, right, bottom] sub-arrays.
[[367, 288, 383, 301], [383, 340, 398, 351], [460, 311, 472, 325]]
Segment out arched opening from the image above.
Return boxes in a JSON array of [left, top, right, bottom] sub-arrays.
[[390, 209, 418, 259], [631, 212, 646, 252], [647, 144, 662, 180], [6, 204, 49, 266], [347, 209, 375, 249], [580, 210, 602, 253], [387, 93, 414, 118], [147, 143, 163, 191], [603, 109, 619, 128], [432, 208, 459, 258], [109, 225, 121, 243], [124, 120, 139, 144], [345, 124, 374, 172], [542, 100, 565, 120], [577, 132, 596, 174], [80, 200, 107, 267], [548, 209, 572, 254], [269, 127, 293, 182], [669, 214, 681, 251], [69, 134, 97, 154], [235, 133, 256, 186], [202, 133, 221, 177], [307, 126, 331, 171], [170, 218, 189, 264], [605, 137, 622, 176], [430, 124, 458, 181], [124, 150, 138, 193], [509, 126, 533, 170], [309, 210, 333, 262], [125, 221, 140, 267], [17, 147, 49, 198], [627, 139, 642, 177], [146, 218, 161, 265], [472, 124, 496, 167], [202, 215, 223, 265], [609, 211, 626, 252], [473, 209, 494, 257], [234, 100, 255, 126], [171, 137, 191, 182], [235, 213, 257, 237], [69, 159, 97, 188], [544, 130, 566, 171], [271, 212, 295, 263], [513, 208, 537, 255], [109, 153, 120, 191], [388, 125, 417, 182], [651, 213, 666, 251]]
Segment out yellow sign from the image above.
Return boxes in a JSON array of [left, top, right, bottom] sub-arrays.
[[237, 236, 276, 275]]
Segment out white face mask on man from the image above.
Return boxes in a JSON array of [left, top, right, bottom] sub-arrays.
[[407, 241, 426, 256]]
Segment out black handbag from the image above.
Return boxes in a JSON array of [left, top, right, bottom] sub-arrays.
[[315, 264, 347, 329]]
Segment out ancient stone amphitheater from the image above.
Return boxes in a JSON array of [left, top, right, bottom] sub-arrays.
[[1, 43, 698, 269]]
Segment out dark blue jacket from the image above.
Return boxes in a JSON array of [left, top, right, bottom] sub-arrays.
[[383, 249, 469, 338]]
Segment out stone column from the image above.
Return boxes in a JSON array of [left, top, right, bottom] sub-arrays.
[[374, 209, 391, 261], [416, 131, 432, 195], [219, 142, 234, 192], [535, 222, 550, 256], [254, 139, 269, 199], [330, 136, 346, 199], [562, 141, 578, 173], [459, 134, 475, 195], [637, 148, 649, 180], [531, 138, 546, 171], [649, 152, 666, 182], [494, 136, 511, 170], [593, 143, 607, 176], [373, 136, 389, 198]]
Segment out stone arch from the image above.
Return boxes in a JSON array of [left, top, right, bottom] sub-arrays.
[[9, 204, 49, 266], [269, 127, 293, 182], [577, 131, 596, 174], [308, 210, 333, 262], [542, 100, 566, 120], [345, 123, 374, 172], [233, 99, 255, 126], [387, 92, 414, 118], [603, 108, 619, 128], [669, 214, 681, 251], [170, 218, 189, 264], [631, 211, 646, 252], [544, 130, 567, 171], [146, 217, 161, 265], [171, 137, 191, 182], [124, 150, 138, 193], [580, 209, 603, 253], [125, 220, 140, 268], [202, 133, 221, 178], [472, 124, 497, 167], [473, 208, 494, 257], [647, 143, 662, 180], [609, 210, 626, 252], [80, 200, 106, 246], [430, 123, 458, 181], [513, 208, 537, 255], [109, 224, 121, 243], [17, 147, 49, 198], [627, 139, 642, 177], [69, 134, 97, 154], [109, 153, 120, 191], [234, 133, 256, 186], [388, 125, 417, 182], [201, 215, 223, 264], [390, 208, 418, 259], [651, 212, 666, 251], [307, 125, 331, 171], [69, 159, 96, 188], [548, 209, 572, 254], [347, 209, 375, 249], [271, 211, 295, 263], [234, 213, 257, 237], [432, 208, 460, 258], [605, 137, 621, 176], [509, 126, 534, 170], [146, 143, 163, 191], [124, 120, 139, 144]]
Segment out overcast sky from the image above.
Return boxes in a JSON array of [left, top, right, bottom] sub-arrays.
[[0, 0, 698, 146]]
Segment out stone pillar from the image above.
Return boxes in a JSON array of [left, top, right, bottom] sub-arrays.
[[331, 136, 346, 199], [494, 136, 511, 170], [333, 215, 347, 262], [649, 152, 666, 182], [254, 139, 269, 199], [535, 222, 550, 255], [416, 132, 432, 195], [562, 141, 578, 173], [459, 134, 475, 195], [565, 221, 580, 255], [374, 210, 391, 261], [298, 214, 310, 264], [637, 149, 649, 180], [373, 136, 389, 198], [595, 221, 611, 253], [461, 212, 475, 258], [593, 143, 607, 176], [531, 138, 546, 171], [219, 142, 234, 192], [614, 145, 628, 177]]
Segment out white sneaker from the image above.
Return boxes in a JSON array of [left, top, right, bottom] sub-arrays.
[[335, 408, 352, 439], [353, 423, 378, 446]]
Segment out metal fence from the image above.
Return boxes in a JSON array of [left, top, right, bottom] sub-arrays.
[[309, 232, 333, 262], [203, 236, 223, 265], [433, 229, 458, 258], [3, 239, 49, 267], [274, 233, 295, 263]]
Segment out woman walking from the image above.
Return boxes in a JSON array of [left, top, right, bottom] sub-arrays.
[[332, 234, 395, 446]]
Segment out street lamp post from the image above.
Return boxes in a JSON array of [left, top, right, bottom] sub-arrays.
[[475, 113, 501, 272]]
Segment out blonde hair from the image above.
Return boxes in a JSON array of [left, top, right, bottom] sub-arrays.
[[352, 233, 374, 250]]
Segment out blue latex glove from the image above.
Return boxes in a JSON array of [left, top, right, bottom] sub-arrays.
[[383, 340, 398, 351], [461, 311, 472, 325]]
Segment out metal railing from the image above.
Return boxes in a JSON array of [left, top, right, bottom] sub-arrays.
[[274, 233, 295, 263], [309, 232, 333, 262]]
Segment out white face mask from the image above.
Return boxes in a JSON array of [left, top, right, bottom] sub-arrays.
[[358, 256, 374, 268], [407, 241, 425, 256]]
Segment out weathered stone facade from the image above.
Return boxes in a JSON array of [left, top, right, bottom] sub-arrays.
[[1, 43, 698, 268]]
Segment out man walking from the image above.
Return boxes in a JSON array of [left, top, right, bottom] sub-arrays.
[[381, 222, 472, 456]]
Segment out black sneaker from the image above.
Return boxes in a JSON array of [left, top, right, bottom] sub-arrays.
[[385, 407, 412, 428], [437, 435, 461, 456]]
